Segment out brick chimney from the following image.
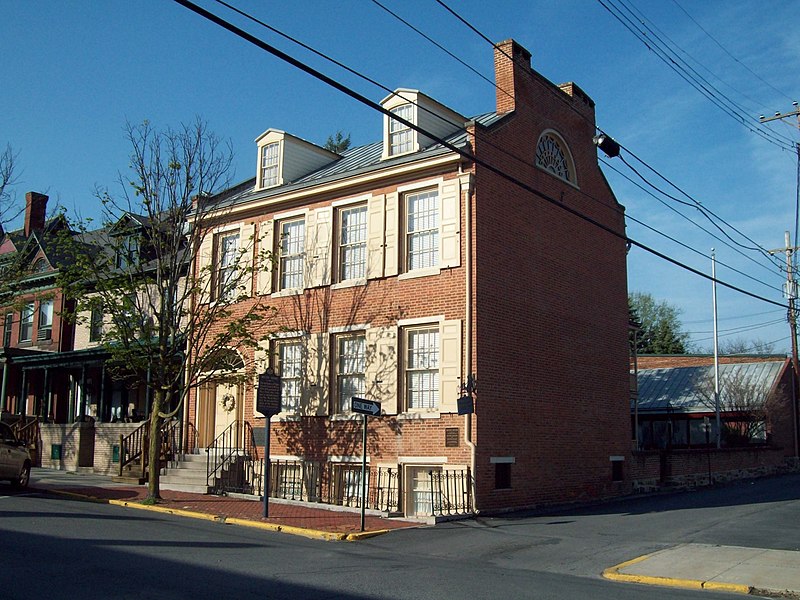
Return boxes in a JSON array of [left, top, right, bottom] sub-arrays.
[[24, 192, 48, 237], [494, 39, 532, 114]]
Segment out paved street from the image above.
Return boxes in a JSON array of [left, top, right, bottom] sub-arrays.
[[1, 473, 798, 599]]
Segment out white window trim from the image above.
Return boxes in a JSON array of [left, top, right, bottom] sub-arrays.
[[276, 215, 306, 292], [329, 456, 370, 463], [397, 267, 440, 281], [330, 278, 367, 290], [335, 202, 368, 283], [399, 456, 448, 465], [329, 324, 370, 334], [332, 194, 371, 208], [398, 315, 444, 327]]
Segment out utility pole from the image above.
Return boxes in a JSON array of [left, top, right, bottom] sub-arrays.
[[769, 232, 800, 458], [762, 104, 800, 457]]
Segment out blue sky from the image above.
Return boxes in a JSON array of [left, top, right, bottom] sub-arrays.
[[2, 1, 799, 353]]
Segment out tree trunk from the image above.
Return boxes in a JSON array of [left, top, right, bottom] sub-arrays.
[[146, 388, 165, 501]]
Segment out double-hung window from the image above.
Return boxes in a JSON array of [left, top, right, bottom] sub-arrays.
[[278, 218, 305, 291], [405, 189, 439, 271], [215, 231, 240, 301], [260, 142, 280, 188], [277, 340, 302, 413], [89, 306, 104, 342], [3, 313, 12, 346], [405, 327, 439, 410], [335, 334, 366, 413], [389, 104, 414, 155], [19, 303, 34, 343], [337, 205, 367, 281], [38, 300, 53, 341]]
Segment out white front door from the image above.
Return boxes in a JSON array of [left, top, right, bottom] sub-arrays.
[[213, 383, 242, 445]]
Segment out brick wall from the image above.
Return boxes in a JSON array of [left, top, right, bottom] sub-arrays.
[[470, 41, 631, 510], [93, 423, 141, 475], [40, 423, 95, 470], [630, 447, 798, 492]]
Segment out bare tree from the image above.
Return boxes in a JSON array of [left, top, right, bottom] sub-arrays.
[[59, 119, 278, 502], [695, 369, 781, 444], [0, 144, 21, 228]]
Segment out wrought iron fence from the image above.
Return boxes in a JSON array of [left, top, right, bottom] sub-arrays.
[[429, 468, 472, 516]]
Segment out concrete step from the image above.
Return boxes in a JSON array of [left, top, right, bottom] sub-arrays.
[[158, 481, 211, 494]]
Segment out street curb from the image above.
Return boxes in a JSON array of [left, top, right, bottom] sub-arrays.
[[38, 487, 392, 541], [602, 554, 752, 595]]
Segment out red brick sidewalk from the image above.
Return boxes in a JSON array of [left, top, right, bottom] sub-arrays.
[[32, 481, 420, 537]]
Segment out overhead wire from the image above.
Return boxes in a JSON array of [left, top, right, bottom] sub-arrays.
[[595, 0, 796, 152], [670, 0, 796, 104], [172, 0, 791, 314], [429, 0, 788, 274], [613, 0, 797, 148], [602, 158, 784, 287]]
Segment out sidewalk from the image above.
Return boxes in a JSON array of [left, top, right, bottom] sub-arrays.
[[604, 543, 800, 597], [28, 468, 421, 541]]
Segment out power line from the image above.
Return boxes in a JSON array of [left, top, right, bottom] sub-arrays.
[[595, 0, 796, 152], [172, 0, 790, 313], [670, 0, 796, 104], [683, 308, 783, 325], [688, 317, 786, 336], [613, 0, 797, 148], [601, 158, 782, 282], [426, 0, 787, 274]]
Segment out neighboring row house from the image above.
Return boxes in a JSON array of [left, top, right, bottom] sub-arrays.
[[189, 39, 631, 516]]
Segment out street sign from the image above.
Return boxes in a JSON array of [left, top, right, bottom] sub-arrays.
[[257, 368, 282, 417], [351, 397, 381, 416], [457, 395, 474, 415]]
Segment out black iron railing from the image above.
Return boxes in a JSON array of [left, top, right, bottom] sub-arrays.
[[429, 468, 473, 516], [207, 420, 259, 494]]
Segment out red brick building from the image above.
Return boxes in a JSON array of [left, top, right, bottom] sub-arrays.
[[188, 39, 630, 516]]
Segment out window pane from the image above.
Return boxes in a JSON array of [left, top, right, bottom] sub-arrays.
[[261, 142, 280, 187], [279, 219, 305, 290], [406, 328, 439, 409], [406, 190, 439, 270], [337, 335, 366, 412], [279, 342, 302, 412], [19, 303, 34, 342], [216, 232, 240, 301], [389, 104, 413, 155], [339, 205, 367, 281]]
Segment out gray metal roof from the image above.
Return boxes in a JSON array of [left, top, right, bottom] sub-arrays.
[[635, 361, 786, 413], [214, 112, 504, 209]]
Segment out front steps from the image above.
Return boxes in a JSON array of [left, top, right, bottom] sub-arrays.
[[159, 452, 211, 494]]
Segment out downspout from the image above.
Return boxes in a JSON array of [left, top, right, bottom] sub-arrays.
[[459, 169, 477, 513]]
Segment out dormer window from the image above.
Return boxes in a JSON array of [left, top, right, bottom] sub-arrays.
[[535, 130, 577, 185], [260, 142, 280, 188], [389, 104, 414, 156], [32, 258, 49, 273], [116, 235, 139, 270]]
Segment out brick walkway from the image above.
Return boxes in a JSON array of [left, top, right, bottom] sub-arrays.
[[30, 476, 421, 537]]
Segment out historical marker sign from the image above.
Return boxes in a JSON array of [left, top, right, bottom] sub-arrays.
[[257, 368, 282, 417], [351, 397, 381, 416]]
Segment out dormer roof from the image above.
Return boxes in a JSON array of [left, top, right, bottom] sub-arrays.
[[254, 129, 339, 190]]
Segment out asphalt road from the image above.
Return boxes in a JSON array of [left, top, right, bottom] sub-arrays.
[[1, 474, 798, 600]]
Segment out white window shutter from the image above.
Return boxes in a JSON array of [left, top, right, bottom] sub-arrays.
[[302, 210, 316, 289], [197, 233, 214, 305], [304, 332, 330, 416], [365, 325, 398, 414], [384, 191, 399, 276], [367, 194, 386, 279], [238, 223, 256, 298], [311, 207, 332, 287], [257, 220, 274, 295], [439, 180, 461, 268], [439, 319, 462, 413]]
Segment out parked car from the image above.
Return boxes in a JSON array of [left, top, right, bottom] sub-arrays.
[[0, 422, 31, 489]]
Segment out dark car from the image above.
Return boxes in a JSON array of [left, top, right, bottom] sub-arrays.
[[0, 422, 31, 489]]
